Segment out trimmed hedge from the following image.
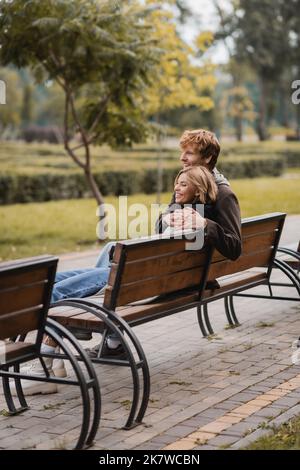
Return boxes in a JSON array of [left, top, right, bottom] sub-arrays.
[[0, 156, 284, 204], [222, 144, 300, 167]]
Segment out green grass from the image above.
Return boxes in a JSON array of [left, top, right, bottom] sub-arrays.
[[0, 193, 171, 261], [0, 174, 299, 261], [231, 176, 300, 216], [244, 415, 300, 450]]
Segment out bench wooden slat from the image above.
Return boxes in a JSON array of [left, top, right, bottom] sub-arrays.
[[0, 256, 57, 341], [203, 270, 267, 300], [109, 249, 207, 285], [112, 238, 190, 263], [0, 306, 44, 340], [208, 247, 272, 281], [0, 267, 49, 289], [0, 341, 35, 362], [0, 281, 48, 316], [106, 264, 206, 307], [241, 219, 280, 238]]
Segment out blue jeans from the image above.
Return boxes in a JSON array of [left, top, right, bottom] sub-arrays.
[[51, 241, 116, 303]]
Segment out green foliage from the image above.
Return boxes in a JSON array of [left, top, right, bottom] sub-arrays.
[[244, 414, 300, 450]]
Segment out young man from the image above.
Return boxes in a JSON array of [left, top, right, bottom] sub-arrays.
[[156, 129, 242, 261]]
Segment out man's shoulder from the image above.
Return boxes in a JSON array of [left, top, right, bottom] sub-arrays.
[[217, 183, 236, 198]]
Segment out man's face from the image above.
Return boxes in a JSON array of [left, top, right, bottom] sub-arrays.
[[180, 145, 203, 168], [180, 145, 212, 169]]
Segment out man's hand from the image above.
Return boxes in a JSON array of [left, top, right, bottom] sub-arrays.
[[165, 207, 207, 230]]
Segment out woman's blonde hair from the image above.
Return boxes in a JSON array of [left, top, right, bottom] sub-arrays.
[[174, 166, 218, 204]]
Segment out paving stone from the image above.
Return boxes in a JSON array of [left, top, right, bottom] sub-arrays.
[[223, 420, 259, 438], [208, 433, 240, 447]]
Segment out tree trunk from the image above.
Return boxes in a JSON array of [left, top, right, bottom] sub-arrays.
[[156, 134, 163, 205], [279, 85, 289, 128], [84, 168, 105, 207], [256, 77, 268, 141], [234, 116, 243, 141]]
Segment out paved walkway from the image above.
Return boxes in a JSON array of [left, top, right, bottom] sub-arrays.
[[0, 216, 299, 450]]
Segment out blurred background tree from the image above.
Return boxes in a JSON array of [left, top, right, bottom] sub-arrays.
[[214, 0, 300, 141], [0, 0, 162, 205]]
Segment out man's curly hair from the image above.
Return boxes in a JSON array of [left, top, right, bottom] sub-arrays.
[[179, 129, 220, 170]]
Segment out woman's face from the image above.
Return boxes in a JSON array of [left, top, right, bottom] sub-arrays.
[[174, 173, 196, 204]]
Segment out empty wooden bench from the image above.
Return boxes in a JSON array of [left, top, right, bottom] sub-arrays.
[[0, 255, 101, 450]]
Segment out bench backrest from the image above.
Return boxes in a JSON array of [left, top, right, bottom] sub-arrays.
[[207, 212, 286, 282], [0, 256, 58, 343], [104, 233, 212, 310]]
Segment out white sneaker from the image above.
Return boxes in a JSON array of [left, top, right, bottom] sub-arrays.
[[22, 355, 67, 378], [53, 358, 67, 378], [10, 357, 60, 396]]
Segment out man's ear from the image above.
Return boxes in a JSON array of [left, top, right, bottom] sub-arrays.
[[203, 155, 213, 165]]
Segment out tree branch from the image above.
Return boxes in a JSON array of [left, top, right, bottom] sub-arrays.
[[68, 91, 91, 169], [88, 93, 111, 136], [63, 90, 86, 170]]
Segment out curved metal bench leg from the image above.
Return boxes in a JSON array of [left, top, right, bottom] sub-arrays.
[[46, 318, 101, 448], [51, 300, 148, 429], [203, 304, 214, 335], [197, 304, 209, 337], [277, 247, 300, 273], [229, 295, 240, 326], [273, 259, 300, 296], [2, 365, 29, 415], [44, 322, 93, 450], [77, 300, 150, 428], [224, 296, 235, 326]]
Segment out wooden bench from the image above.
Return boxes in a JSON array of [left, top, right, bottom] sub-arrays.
[[0, 255, 101, 450], [50, 212, 298, 428]]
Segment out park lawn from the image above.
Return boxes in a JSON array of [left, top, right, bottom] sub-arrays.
[[0, 175, 299, 261], [244, 414, 300, 450]]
